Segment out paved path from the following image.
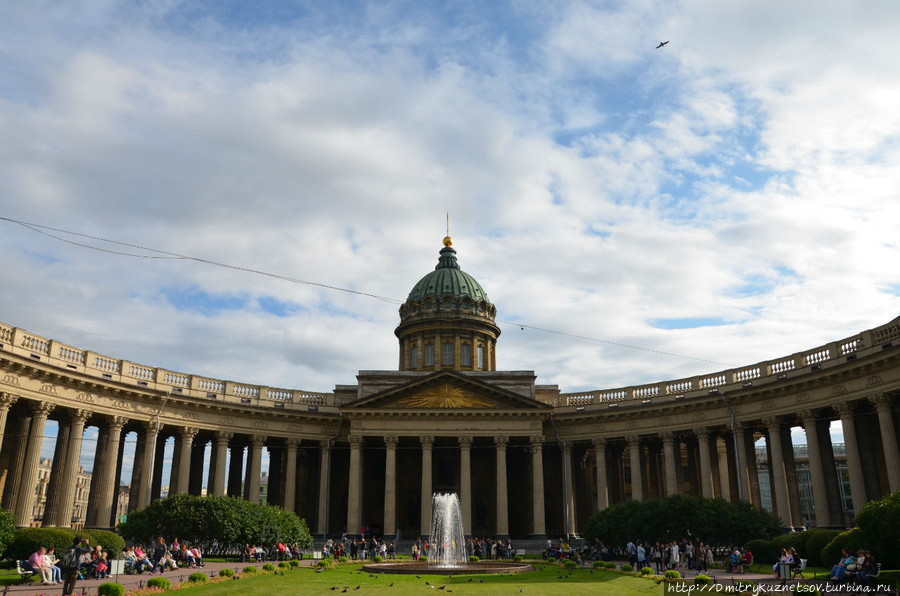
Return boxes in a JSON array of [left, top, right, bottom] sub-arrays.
[[7, 559, 319, 596]]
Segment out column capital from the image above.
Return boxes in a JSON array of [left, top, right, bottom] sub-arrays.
[[31, 401, 55, 417], [868, 393, 893, 411], [693, 427, 709, 441], [458, 436, 473, 449], [420, 436, 434, 449], [762, 416, 781, 429], [798, 409, 816, 425], [320, 439, 331, 450], [349, 435, 364, 448], [250, 434, 266, 447], [216, 430, 234, 443], [0, 392, 18, 409], [591, 437, 607, 449], [529, 435, 544, 447], [70, 408, 92, 423], [107, 415, 128, 431], [833, 402, 854, 417], [384, 435, 398, 448], [179, 425, 199, 439], [495, 436, 509, 449], [142, 420, 161, 433], [285, 437, 300, 448], [659, 431, 675, 443], [626, 434, 640, 447], [732, 423, 746, 438]]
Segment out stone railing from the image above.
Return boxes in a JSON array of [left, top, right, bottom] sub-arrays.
[[561, 316, 900, 407], [0, 321, 334, 409]]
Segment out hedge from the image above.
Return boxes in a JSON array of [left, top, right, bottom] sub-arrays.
[[146, 577, 171, 590], [97, 582, 125, 596], [820, 528, 866, 567], [188, 572, 208, 583]]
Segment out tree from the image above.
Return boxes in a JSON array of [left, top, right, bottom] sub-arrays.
[[583, 495, 781, 547], [118, 493, 313, 555], [0, 508, 15, 559]]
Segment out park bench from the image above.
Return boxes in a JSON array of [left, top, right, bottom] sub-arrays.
[[16, 560, 37, 583]]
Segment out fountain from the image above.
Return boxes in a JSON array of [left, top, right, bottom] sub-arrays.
[[427, 493, 467, 568], [360, 492, 531, 576]]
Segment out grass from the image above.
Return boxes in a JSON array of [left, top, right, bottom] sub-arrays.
[[181, 563, 656, 596]]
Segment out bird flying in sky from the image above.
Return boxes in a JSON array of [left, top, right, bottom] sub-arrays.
[[656, 41, 669, 48]]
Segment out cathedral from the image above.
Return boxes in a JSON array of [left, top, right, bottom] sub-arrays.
[[1, 237, 899, 541]]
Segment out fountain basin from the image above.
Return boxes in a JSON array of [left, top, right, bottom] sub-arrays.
[[361, 561, 533, 575]]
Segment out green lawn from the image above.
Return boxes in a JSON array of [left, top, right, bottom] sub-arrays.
[[182, 564, 661, 596]]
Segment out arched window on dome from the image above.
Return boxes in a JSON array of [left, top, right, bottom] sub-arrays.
[[461, 344, 471, 367], [411, 346, 419, 370], [477, 345, 484, 370], [425, 344, 435, 367], [442, 342, 453, 366]]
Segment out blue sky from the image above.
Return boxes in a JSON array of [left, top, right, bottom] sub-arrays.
[[6, 1, 900, 478]]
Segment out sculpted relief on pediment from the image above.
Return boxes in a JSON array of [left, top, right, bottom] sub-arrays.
[[396, 382, 497, 409]]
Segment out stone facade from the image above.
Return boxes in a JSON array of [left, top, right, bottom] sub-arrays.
[[0, 240, 899, 537]]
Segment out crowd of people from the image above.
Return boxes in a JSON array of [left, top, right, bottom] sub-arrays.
[[828, 547, 879, 586], [121, 536, 204, 574]]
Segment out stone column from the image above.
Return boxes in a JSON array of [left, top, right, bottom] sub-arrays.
[[592, 438, 609, 510], [0, 393, 18, 447], [869, 394, 900, 493], [800, 410, 832, 527], [835, 403, 868, 517], [420, 436, 434, 537], [188, 437, 206, 496], [247, 435, 265, 504], [43, 418, 72, 526], [495, 436, 509, 537], [175, 427, 198, 495], [347, 435, 363, 536], [212, 431, 233, 497], [627, 435, 643, 501], [52, 410, 90, 527], [661, 432, 679, 496], [3, 413, 30, 513], [95, 417, 126, 529], [227, 443, 244, 497], [764, 417, 793, 528], [732, 424, 749, 502], [384, 436, 398, 538], [458, 436, 472, 535], [15, 402, 54, 526], [563, 441, 576, 535], [695, 428, 713, 498], [317, 441, 330, 536], [151, 431, 167, 501], [530, 436, 546, 537], [283, 438, 299, 513], [136, 422, 159, 508]]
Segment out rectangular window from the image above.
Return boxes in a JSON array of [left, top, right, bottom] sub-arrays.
[[411, 346, 419, 369], [477, 345, 485, 369], [442, 342, 454, 365], [461, 344, 471, 367], [425, 344, 434, 366]]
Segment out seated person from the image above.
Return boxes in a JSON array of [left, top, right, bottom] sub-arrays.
[[45, 547, 63, 583], [731, 548, 744, 574], [95, 553, 109, 579], [28, 547, 53, 585], [828, 548, 856, 583], [133, 545, 152, 573], [857, 551, 877, 587], [190, 545, 204, 567]]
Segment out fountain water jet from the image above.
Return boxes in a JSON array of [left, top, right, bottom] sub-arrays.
[[427, 493, 467, 568]]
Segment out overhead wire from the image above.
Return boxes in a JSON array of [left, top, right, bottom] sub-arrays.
[[2, 215, 731, 366]]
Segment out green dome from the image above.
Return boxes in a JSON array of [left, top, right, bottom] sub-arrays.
[[406, 245, 491, 303]]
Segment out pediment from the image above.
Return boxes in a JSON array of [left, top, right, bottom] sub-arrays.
[[346, 370, 551, 411]]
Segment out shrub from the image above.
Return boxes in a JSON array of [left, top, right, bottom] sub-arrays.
[[592, 560, 605, 568], [513, 555, 523, 562], [470, 555, 480, 562], [146, 577, 171, 590], [821, 528, 866, 567], [97, 582, 126, 596], [665, 570, 680, 579], [419, 556, 428, 563], [562, 558, 577, 569], [373, 555, 383, 563], [694, 574, 713, 586], [0, 509, 15, 559], [277, 561, 289, 569], [803, 529, 842, 567], [289, 559, 300, 568], [218, 568, 234, 578], [188, 572, 207, 583], [262, 563, 275, 571], [855, 489, 900, 569], [7, 527, 78, 560], [242, 565, 259, 574], [81, 529, 125, 558], [641, 567, 654, 576], [604, 561, 617, 569], [621, 564, 634, 572]]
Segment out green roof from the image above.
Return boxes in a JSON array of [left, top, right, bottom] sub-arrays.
[[406, 245, 491, 303]]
